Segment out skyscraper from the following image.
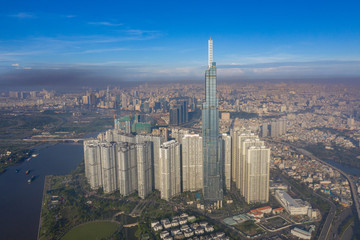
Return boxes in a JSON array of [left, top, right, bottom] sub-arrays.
[[137, 142, 153, 199], [221, 134, 232, 191], [84, 140, 102, 190], [182, 134, 203, 192], [202, 38, 223, 201], [136, 134, 163, 190], [160, 140, 181, 201], [239, 138, 264, 194], [244, 145, 270, 203], [100, 142, 117, 194], [116, 142, 137, 196]]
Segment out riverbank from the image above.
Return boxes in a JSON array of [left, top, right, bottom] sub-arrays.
[[38, 168, 140, 240], [38, 175, 51, 240], [0, 143, 84, 240]]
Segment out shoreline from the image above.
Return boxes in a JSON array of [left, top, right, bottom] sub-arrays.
[[37, 175, 51, 240]]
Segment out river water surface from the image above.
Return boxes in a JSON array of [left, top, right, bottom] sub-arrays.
[[324, 159, 360, 177], [0, 143, 83, 240]]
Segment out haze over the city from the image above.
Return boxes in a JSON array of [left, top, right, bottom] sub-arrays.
[[2, 1, 360, 239], [1, 0, 360, 88]]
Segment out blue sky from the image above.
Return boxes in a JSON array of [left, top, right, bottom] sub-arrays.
[[1, 0, 360, 83]]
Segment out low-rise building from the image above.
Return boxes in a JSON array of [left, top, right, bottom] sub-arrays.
[[275, 190, 311, 215], [291, 227, 312, 240]]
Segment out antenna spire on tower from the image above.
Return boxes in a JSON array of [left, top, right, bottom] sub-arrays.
[[208, 37, 213, 68]]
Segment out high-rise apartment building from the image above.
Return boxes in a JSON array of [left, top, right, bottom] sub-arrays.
[[137, 142, 153, 199], [100, 142, 117, 193], [84, 140, 102, 190], [171, 128, 189, 145], [182, 134, 203, 192], [136, 134, 163, 190], [169, 100, 189, 126], [160, 140, 181, 201], [243, 145, 270, 203], [116, 142, 137, 196], [230, 128, 241, 184], [270, 119, 287, 138], [232, 131, 257, 190], [221, 134, 232, 191], [84, 131, 157, 199], [239, 138, 264, 194], [261, 123, 269, 137], [202, 38, 223, 201]]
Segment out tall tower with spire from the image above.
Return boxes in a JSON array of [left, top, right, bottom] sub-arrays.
[[202, 38, 223, 201]]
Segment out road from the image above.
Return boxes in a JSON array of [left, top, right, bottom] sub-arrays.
[[329, 208, 353, 240], [267, 139, 360, 239], [268, 139, 360, 223], [296, 148, 360, 223], [275, 166, 336, 239], [312, 187, 336, 240]]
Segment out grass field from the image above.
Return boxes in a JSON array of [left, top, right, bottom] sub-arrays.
[[62, 221, 119, 240], [235, 220, 264, 236]]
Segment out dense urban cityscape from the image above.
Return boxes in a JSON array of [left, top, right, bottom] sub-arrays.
[[1, 1, 360, 239], [0, 38, 360, 240]]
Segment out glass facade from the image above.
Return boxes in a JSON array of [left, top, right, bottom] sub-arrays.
[[202, 61, 223, 201]]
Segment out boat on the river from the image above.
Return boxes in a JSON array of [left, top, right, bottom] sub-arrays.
[[25, 170, 30, 175], [28, 176, 35, 183]]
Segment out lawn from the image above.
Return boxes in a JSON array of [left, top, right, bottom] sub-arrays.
[[236, 220, 264, 236], [62, 221, 119, 240]]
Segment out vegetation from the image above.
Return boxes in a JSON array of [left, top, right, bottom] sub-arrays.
[[39, 162, 141, 239], [0, 109, 113, 174], [230, 111, 258, 119], [338, 216, 355, 238], [0, 145, 33, 173], [235, 220, 263, 236], [55, 117, 113, 134], [305, 143, 360, 168], [61, 221, 119, 240]]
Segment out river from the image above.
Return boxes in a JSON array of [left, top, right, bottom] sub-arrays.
[[0, 143, 84, 240], [323, 159, 360, 177]]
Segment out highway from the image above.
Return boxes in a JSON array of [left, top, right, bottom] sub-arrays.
[[276, 165, 336, 240], [267, 139, 360, 239], [296, 148, 360, 223], [312, 186, 336, 240]]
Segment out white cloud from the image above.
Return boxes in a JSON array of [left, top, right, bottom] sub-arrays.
[[218, 68, 245, 76], [66, 48, 128, 55], [1, 51, 47, 56], [126, 29, 159, 35], [9, 12, 35, 18], [11, 63, 19, 67], [88, 21, 123, 26]]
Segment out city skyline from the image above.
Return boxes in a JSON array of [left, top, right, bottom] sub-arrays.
[[2, 76, 360, 238], [1, 1, 360, 237], [1, 0, 360, 87]]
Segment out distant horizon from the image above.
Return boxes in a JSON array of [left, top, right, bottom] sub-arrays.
[[1, 0, 360, 85], [2, 72, 360, 91]]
